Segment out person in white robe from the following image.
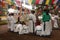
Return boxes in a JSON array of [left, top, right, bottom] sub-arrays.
[[7, 14, 16, 31], [29, 10, 36, 33], [7, 5, 16, 31], [51, 14, 59, 28], [41, 7, 52, 36]]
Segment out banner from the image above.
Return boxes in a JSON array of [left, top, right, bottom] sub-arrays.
[[28, 0, 32, 5], [45, 0, 50, 5], [35, 0, 40, 4], [51, 0, 55, 4], [25, 0, 29, 4], [15, 0, 21, 7], [53, 0, 58, 4], [32, 0, 36, 4], [11, 0, 15, 5], [6, 0, 11, 5], [39, 0, 43, 4]]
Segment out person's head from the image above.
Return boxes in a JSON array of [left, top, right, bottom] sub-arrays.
[[31, 10, 35, 14], [10, 5, 15, 9], [43, 5, 48, 11], [24, 8, 28, 14], [38, 8, 42, 15], [9, 13, 14, 16]]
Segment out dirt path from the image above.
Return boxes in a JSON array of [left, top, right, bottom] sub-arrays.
[[0, 25, 60, 40]]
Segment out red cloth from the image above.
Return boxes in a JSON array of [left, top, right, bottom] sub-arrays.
[[52, 0, 55, 4], [1, 1, 5, 8], [35, 0, 40, 4]]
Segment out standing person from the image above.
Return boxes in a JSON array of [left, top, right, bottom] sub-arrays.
[[29, 10, 36, 33], [7, 5, 16, 31], [54, 13, 59, 28], [50, 9, 59, 28], [42, 5, 52, 36]]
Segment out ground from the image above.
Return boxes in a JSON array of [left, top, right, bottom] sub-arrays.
[[0, 25, 60, 40]]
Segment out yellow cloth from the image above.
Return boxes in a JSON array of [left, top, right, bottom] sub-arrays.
[[6, 0, 11, 5], [45, 0, 50, 5], [28, 0, 32, 5]]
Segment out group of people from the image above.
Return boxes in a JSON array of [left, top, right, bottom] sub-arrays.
[[7, 4, 60, 37]]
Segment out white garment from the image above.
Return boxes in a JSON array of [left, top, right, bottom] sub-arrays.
[[23, 25, 29, 34], [38, 15, 42, 23], [14, 24, 23, 33], [7, 16, 16, 31], [29, 14, 36, 33], [16, 24, 23, 34], [42, 20, 52, 35], [35, 24, 43, 36], [51, 15, 59, 28], [8, 8, 16, 14]]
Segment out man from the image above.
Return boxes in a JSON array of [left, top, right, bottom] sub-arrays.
[[7, 5, 16, 31], [29, 10, 36, 33], [42, 5, 52, 36]]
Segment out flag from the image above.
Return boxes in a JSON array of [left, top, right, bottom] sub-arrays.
[[57, 0, 60, 4], [32, 0, 36, 4], [39, 0, 43, 4], [15, 0, 21, 7], [43, 0, 46, 5], [11, 0, 15, 5], [20, 0, 23, 3], [1, 0, 6, 8], [28, 0, 32, 5], [49, 0, 52, 5], [25, 0, 29, 4], [6, 0, 11, 5], [35, 0, 40, 4], [45, 0, 50, 5], [51, 0, 55, 4], [54, 0, 58, 4]]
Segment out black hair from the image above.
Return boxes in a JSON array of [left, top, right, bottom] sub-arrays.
[[17, 7, 20, 10], [31, 10, 35, 14], [22, 8, 24, 11], [9, 13, 14, 16], [44, 9, 49, 15]]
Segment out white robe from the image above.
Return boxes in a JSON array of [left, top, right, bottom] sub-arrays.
[[35, 24, 43, 36], [23, 25, 29, 34], [42, 20, 52, 35], [42, 14, 52, 36], [29, 14, 36, 33], [35, 15, 52, 36], [14, 24, 23, 33], [51, 15, 59, 28], [7, 16, 16, 31]]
